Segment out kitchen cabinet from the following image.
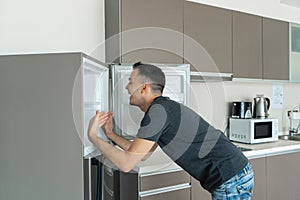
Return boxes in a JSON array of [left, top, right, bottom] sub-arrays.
[[105, 0, 184, 64], [233, 11, 289, 80], [184, 2, 232, 73], [249, 158, 267, 200], [191, 177, 211, 200], [139, 169, 191, 200], [262, 18, 289, 80], [233, 11, 263, 79], [103, 165, 139, 200], [102, 165, 191, 200], [266, 152, 300, 200]]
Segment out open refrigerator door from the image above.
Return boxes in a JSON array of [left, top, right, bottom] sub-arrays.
[[83, 58, 109, 157]]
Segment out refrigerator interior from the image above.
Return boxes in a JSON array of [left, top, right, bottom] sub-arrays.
[[83, 58, 109, 157], [111, 64, 190, 138]]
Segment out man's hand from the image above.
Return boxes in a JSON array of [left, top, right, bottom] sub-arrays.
[[88, 111, 109, 143], [102, 111, 114, 139]]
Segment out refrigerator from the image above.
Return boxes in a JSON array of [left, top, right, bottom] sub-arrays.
[[82, 61, 190, 200], [82, 62, 190, 157], [0, 52, 189, 200]]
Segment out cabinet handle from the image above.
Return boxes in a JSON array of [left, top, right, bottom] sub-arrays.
[[139, 183, 191, 198], [140, 168, 183, 177]]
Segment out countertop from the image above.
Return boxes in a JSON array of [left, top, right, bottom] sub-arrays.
[[234, 139, 300, 159], [136, 139, 300, 174], [85, 139, 300, 175]]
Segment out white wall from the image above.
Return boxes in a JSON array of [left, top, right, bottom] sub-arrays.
[[190, 81, 300, 135], [188, 0, 300, 23], [0, 0, 105, 61]]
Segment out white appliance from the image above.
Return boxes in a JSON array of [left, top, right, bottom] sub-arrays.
[[229, 118, 279, 144], [82, 61, 190, 157]]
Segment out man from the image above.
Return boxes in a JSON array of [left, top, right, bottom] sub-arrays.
[[88, 62, 254, 200]]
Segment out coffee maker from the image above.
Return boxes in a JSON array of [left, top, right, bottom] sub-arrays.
[[231, 101, 252, 119]]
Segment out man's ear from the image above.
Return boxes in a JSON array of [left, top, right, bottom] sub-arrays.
[[141, 83, 150, 93]]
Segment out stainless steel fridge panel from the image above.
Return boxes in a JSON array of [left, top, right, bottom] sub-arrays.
[[0, 53, 84, 200]]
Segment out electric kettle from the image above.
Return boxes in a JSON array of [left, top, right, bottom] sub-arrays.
[[253, 95, 271, 118]]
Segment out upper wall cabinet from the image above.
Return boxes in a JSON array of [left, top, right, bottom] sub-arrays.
[[105, 0, 184, 64], [263, 18, 289, 80], [233, 11, 263, 79], [184, 2, 232, 73]]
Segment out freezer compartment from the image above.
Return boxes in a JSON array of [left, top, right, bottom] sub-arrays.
[[84, 157, 103, 200], [111, 64, 190, 138], [103, 164, 139, 200]]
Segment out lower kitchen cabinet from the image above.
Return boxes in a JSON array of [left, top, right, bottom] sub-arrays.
[[191, 177, 211, 200], [249, 158, 267, 200], [250, 152, 300, 200], [266, 152, 300, 200], [102, 165, 191, 200], [140, 187, 190, 200], [139, 169, 191, 200]]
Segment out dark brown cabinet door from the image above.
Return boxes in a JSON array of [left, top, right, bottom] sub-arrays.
[[184, 2, 232, 73], [233, 12, 263, 79], [262, 18, 289, 80], [121, 0, 184, 64]]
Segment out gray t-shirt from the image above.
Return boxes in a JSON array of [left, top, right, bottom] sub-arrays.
[[137, 96, 248, 192]]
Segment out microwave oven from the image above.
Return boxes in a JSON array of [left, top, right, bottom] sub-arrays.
[[229, 118, 278, 144]]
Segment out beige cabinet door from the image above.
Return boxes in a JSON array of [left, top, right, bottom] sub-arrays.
[[262, 18, 289, 80], [266, 152, 300, 200], [249, 158, 267, 200], [184, 2, 232, 73], [233, 11, 263, 79], [191, 177, 211, 200], [121, 0, 184, 64]]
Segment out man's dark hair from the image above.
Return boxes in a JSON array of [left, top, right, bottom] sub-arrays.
[[133, 62, 166, 93]]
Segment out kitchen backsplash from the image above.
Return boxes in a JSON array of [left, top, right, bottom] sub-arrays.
[[189, 81, 300, 135]]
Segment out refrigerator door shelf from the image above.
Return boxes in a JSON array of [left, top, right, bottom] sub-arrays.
[[83, 58, 109, 157]]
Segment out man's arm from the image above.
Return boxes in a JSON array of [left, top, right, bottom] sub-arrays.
[[90, 135, 156, 172], [106, 131, 132, 151], [88, 111, 156, 172]]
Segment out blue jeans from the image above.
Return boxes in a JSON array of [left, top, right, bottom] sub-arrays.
[[211, 163, 254, 200]]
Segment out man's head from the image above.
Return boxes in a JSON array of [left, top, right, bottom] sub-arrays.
[[126, 62, 166, 111], [132, 62, 165, 93]]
